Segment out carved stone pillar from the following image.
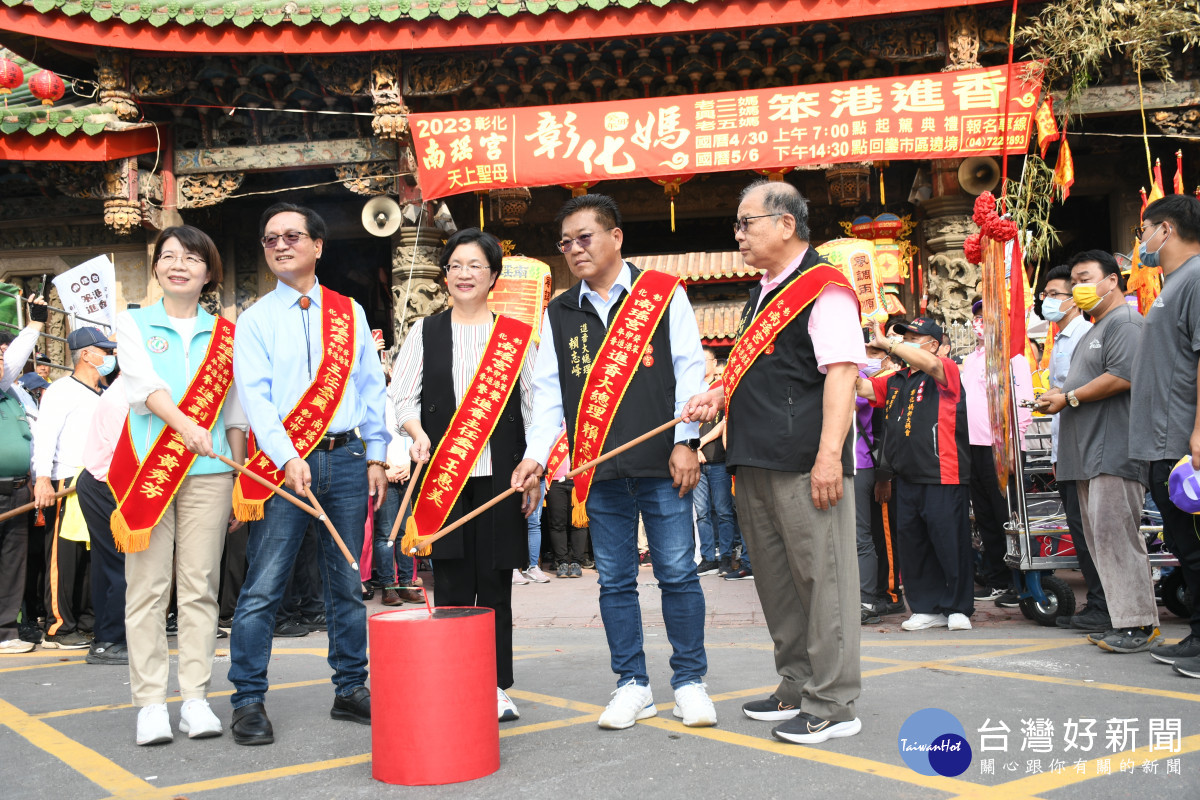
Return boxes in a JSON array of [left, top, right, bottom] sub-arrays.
[[922, 186, 978, 325], [96, 49, 139, 121], [391, 224, 447, 347], [943, 9, 981, 72], [371, 55, 409, 140]]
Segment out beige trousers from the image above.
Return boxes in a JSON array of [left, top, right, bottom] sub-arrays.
[[125, 472, 233, 707], [1077, 474, 1158, 629], [735, 467, 861, 722]]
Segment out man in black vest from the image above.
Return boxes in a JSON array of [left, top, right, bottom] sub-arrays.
[[686, 180, 866, 746], [513, 194, 716, 731]]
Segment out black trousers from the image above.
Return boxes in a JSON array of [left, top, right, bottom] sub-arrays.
[[1058, 479, 1107, 614], [75, 470, 125, 644], [1149, 459, 1200, 636], [44, 477, 91, 636], [894, 479, 974, 617], [872, 497, 902, 604], [278, 521, 323, 622], [219, 523, 248, 621], [0, 483, 31, 642], [433, 476, 514, 689], [546, 479, 588, 566], [969, 445, 1011, 590], [24, 504, 47, 622]]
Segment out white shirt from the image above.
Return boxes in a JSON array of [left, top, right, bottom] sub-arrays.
[[390, 316, 535, 478], [115, 311, 247, 430], [33, 375, 103, 479], [2, 323, 42, 419], [523, 261, 707, 466]]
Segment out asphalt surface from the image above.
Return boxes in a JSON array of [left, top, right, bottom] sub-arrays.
[[1, 566, 1198, 800]]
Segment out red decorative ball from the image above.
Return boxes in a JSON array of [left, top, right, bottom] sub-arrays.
[[972, 191, 997, 227], [964, 232, 983, 265], [28, 69, 65, 106], [0, 58, 22, 95], [984, 217, 1019, 243]]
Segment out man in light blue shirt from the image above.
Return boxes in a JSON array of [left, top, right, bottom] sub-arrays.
[[512, 194, 716, 731], [228, 202, 387, 745]]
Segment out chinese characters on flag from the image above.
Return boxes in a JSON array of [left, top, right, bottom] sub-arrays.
[[411, 65, 1041, 200]]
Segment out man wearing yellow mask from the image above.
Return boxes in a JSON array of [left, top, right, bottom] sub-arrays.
[[1037, 250, 1158, 654], [1128, 195, 1200, 678]]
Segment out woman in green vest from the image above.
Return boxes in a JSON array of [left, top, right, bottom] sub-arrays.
[[112, 225, 248, 746]]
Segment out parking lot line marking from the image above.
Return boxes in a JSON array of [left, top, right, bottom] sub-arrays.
[[158, 753, 372, 797], [635, 716, 1043, 799], [0, 697, 161, 799], [895, 661, 1200, 704], [506, 688, 605, 714], [35, 679, 330, 720], [0, 658, 85, 674], [500, 713, 597, 737], [947, 733, 1200, 799]]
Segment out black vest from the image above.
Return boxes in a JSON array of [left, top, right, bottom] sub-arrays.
[[419, 310, 525, 567], [725, 248, 855, 475], [546, 264, 676, 481]]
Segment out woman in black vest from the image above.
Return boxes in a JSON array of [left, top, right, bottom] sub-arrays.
[[389, 228, 535, 722]]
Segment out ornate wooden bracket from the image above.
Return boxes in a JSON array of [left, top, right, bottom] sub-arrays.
[[96, 49, 140, 122]]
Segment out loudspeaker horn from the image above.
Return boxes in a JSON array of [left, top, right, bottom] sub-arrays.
[[958, 157, 1001, 196], [362, 196, 402, 238]]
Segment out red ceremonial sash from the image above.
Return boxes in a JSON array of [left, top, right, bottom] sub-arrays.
[[571, 269, 679, 509], [402, 315, 533, 554], [107, 318, 236, 552], [724, 264, 857, 415], [544, 429, 571, 479], [233, 287, 356, 521]]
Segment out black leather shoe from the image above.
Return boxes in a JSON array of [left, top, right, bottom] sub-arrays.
[[331, 686, 371, 725], [85, 641, 128, 665], [273, 619, 309, 638], [231, 703, 274, 745]]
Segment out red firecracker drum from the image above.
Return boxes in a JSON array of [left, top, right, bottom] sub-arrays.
[[369, 607, 500, 785]]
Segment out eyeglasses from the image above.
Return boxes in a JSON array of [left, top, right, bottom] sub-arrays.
[[733, 213, 783, 234], [444, 263, 491, 274], [157, 253, 206, 267], [556, 228, 614, 254], [261, 231, 311, 249], [1042, 290, 1072, 299]]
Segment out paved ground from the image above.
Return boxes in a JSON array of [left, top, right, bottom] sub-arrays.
[[1, 566, 1198, 799]]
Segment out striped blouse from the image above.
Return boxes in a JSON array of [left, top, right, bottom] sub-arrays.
[[389, 316, 535, 478]]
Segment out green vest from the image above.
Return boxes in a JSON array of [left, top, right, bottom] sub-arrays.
[[126, 302, 233, 476], [0, 389, 32, 477]]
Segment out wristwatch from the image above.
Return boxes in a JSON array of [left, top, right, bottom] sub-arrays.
[[684, 438, 702, 451], [1066, 390, 1080, 408]]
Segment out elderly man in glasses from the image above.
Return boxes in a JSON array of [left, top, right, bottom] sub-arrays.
[[512, 193, 716, 731], [227, 202, 388, 745]]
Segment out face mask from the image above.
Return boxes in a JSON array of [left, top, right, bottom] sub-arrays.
[[1138, 224, 1168, 268], [1041, 297, 1066, 323], [971, 317, 985, 339], [92, 353, 116, 376], [1072, 279, 1112, 313], [898, 340, 927, 350], [864, 358, 883, 373]]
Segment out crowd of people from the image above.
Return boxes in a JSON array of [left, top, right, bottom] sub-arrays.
[[0, 185, 1198, 753]]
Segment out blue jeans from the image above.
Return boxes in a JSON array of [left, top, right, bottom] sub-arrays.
[[703, 462, 748, 568], [692, 470, 717, 561], [229, 443, 369, 708], [371, 480, 414, 587], [587, 477, 707, 689], [526, 480, 545, 569]]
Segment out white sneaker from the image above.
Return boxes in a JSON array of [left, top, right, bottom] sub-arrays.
[[511, 569, 530, 585], [136, 703, 173, 746], [947, 613, 972, 631], [901, 613, 949, 631], [597, 681, 656, 729], [672, 682, 717, 727], [497, 687, 519, 722], [524, 565, 550, 583], [0, 639, 35, 654], [179, 698, 223, 738]]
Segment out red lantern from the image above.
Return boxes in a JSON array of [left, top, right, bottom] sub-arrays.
[[0, 58, 22, 95], [29, 70, 65, 106], [755, 167, 793, 182], [561, 181, 601, 198]]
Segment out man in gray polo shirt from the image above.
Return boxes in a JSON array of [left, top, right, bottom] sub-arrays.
[[1037, 249, 1157, 654], [1129, 195, 1200, 678]]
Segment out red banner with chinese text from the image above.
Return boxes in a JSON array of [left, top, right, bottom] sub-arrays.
[[412, 65, 1041, 200]]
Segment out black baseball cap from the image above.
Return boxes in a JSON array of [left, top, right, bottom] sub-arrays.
[[67, 327, 116, 351], [18, 372, 49, 391], [894, 316, 944, 341]]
